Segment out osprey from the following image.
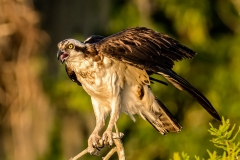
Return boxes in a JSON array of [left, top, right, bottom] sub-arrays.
[[57, 27, 220, 154]]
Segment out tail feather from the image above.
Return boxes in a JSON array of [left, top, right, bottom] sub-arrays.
[[141, 97, 182, 135], [157, 68, 221, 121]]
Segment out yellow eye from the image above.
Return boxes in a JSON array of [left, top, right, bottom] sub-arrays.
[[68, 44, 74, 49]]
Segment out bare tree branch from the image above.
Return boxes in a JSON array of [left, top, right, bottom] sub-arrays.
[[69, 124, 125, 160], [69, 148, 88, 160], [113, 138, 125, 160], [114, 124, 125, 160], [102, 147, 118, 160]]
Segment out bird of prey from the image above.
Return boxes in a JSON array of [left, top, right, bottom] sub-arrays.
[[57, 27, 220, 154]]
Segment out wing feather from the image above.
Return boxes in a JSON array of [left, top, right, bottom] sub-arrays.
[[95, 27, 196, 70], [65, 64, 81, 86], [92, 27, 220, 121]]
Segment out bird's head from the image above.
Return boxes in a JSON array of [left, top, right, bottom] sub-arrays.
[[57, 39, 86, 64]]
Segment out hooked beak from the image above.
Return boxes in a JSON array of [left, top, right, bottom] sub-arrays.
[[57, 50, 69, 64]]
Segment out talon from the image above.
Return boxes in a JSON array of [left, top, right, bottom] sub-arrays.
[[88, 133, 102, 155], [102, 130, 113, 146], [92, 142, 97, 148], [97, 139, 104, 148], [95, 140, 105, 151], [109, 139, 113, 146], [88, 147, 101, 156], [88, 147, 95, 155]]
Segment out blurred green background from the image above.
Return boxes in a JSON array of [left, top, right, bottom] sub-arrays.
[[0, 0, 240, 160]]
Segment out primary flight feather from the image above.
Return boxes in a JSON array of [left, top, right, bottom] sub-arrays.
[[57, 27, 220, 154]]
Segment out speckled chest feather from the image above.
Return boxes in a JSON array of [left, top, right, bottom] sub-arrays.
[[66, 54, 150, 110]]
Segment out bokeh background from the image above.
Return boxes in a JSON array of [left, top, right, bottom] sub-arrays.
[[0, 0, 240, 160]]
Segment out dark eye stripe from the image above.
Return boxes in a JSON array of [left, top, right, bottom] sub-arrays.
[[74, 45, 85, 52]]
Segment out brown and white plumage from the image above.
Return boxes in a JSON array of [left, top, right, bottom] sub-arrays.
[[57, 27, 220, 154]]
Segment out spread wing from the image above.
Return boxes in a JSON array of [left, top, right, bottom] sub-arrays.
[[95, 27, 196, 71], [85, 32, 169, 86], [93, 27, 220, 121]]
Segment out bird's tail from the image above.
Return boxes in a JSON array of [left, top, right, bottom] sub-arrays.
[[157, 68, 221, 121], [141, 98, 182, 135]]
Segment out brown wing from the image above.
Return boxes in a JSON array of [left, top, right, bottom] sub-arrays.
[[93, 27, 220, 121], [84, 35, 105, 44], [65, 64, 81, 86], [95, 27, 196, 70]]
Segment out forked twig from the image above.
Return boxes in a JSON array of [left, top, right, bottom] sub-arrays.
[[69, 124, 125, 160], [102, 147, 117, 160], [113, 138, 125, 160], [113, 124, 125, 160]]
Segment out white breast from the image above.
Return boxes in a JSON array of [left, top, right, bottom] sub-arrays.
[[68, 55, 153, 119], [69, 56, 121, 99]]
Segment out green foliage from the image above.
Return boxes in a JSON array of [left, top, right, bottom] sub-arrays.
[[172, 117, 240, 160], [171, 152, 190, 160]]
